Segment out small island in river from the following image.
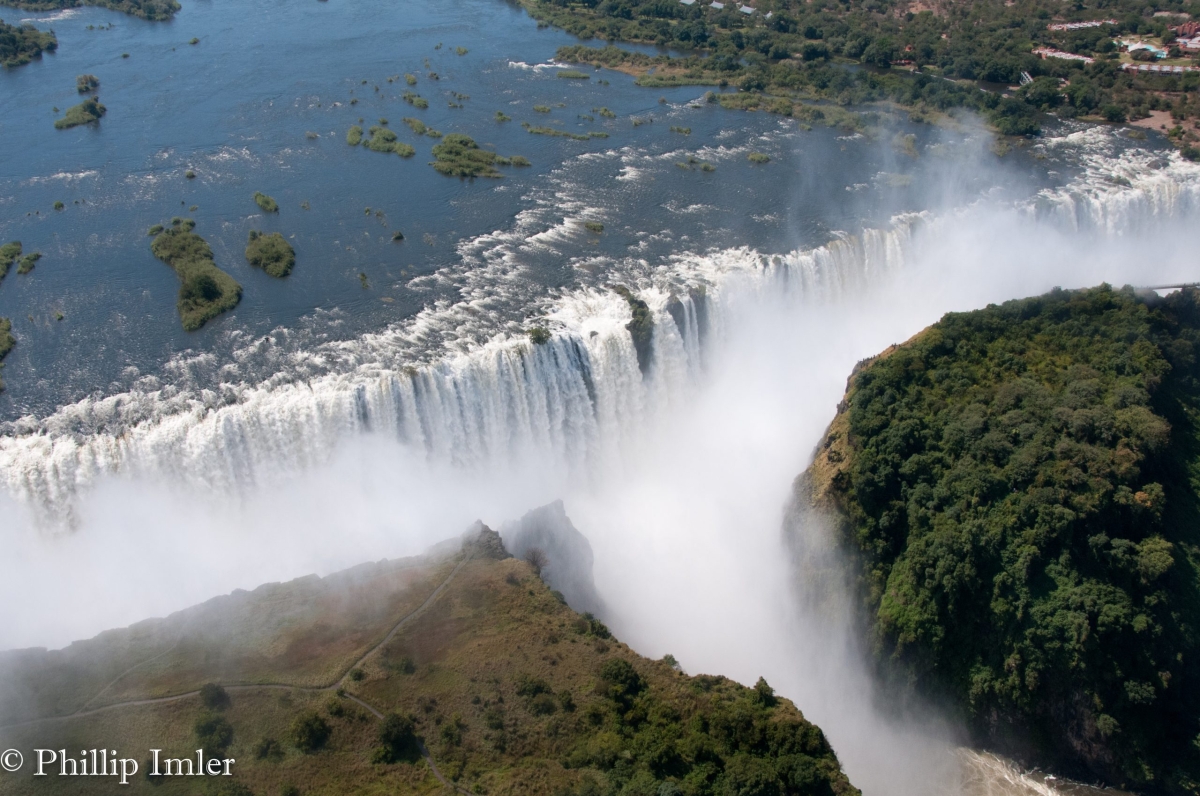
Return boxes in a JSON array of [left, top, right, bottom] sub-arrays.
[[149, 218, 242, 331]]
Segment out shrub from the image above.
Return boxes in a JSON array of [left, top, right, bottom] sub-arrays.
[[17, 252, 40, 274], [245, 231, 294, 278], [289, 711, 331, 753], [150, 219, 242, 330], [584, 221, 604, 234], [375, 713, 420, 763], [194, 712, 233, 753], [557, 69, 590, 79], [185, 169, 196, 179], [253, 192, 279, 213], [253, 736, 283, 760], [528, 326, 551, 345], [75, 74, 99, 93], [199, 683, 230, 710], [347, 125, 363, 145], [349, 668, 365, 681], [54, 98, 106, 129], [747, 152, 770, 163]]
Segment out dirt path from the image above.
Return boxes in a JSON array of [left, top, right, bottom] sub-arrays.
[[0, 550, 477, 793]]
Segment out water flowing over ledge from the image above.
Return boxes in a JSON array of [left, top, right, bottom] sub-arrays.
[[2, 130, 1199, 524]]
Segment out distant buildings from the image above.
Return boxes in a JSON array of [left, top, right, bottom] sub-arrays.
[[1121, 62, 1200, 74], [1047, 19, 1118, 31], [1032, 47, 1094, 63]]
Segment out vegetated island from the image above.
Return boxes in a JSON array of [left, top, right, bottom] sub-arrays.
[[245, 230, 295, 278], [0, 19, 56, 67], [149, 217, 242, 331], [521, 0, 1200, 158], [0, 240, 21, 282], [0, 317, 12, 391], [54, 97, 105, 129], [793, 285, 1200, 792], [430, 133, 529, 177], [75, 72, 98, 92], [0, 0, 179, 21], [346, 124, 416, 156], [0, 523, 860, 796], [253, 191, 279, 213]]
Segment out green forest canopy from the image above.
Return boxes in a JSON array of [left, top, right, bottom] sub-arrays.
[[813, 285, 1200, 793], [529, 0, 1200, 152], [0, 19, 55, 67]]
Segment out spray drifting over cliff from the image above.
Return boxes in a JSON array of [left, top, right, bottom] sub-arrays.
[[1, 127, 1197, 795]]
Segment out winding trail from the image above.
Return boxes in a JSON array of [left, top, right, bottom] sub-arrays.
[[0, 550, 477, 793]]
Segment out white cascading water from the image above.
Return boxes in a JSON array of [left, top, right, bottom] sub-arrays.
[[1, 127, 1198, 796]]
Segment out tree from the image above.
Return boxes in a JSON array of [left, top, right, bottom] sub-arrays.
[[195, 712, 234, 754], [289, 711, 331, 753], [199, 682, 230, 710], [525, 547, 548, 577]]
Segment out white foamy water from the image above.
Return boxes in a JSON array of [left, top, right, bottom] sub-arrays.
[[1, 126, 1198, 796]]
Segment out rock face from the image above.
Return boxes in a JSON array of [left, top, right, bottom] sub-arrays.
[[467, 520, 513, 560], [501, 500, 604, 615]]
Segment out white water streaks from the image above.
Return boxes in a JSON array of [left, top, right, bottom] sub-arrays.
[[1, 127, 1200, 796], [1, 129, 1198, 524]]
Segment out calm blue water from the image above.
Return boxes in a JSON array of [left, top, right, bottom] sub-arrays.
[[0, 0, 1066, 420]]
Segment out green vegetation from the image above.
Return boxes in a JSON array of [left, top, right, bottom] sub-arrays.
[[584, 221, 604, 233], [1, 0, 179, 20], [53, 97, 106, 129], [430, 133, 525, 178], [670, 125, 692, 134], [748, 152, 771, 163], [17, 251, 40, 274], [402, 91, 429, 109], [533, 104, 551, 113], [523, 122, 595, 140], [557, 68, 591, 79], [188, 36, 198, 44], [52, 200, 63, 210], [1, 241, 21, 282], [454, 45, 468, 55], [149, 217, 242, 331], [404, 72, 417, 85], [253, 191, 279, 213], [75, 73, 99, 92], [801, 285, 1200, 792], [510, 155, 531, 166], [402, 117, 441, 137], [185, 169, 196, 179], [354, 125, 417, 156], [0, 530, 857, 796], [675, 156, 715, 171], [528, 326, 552, 345], [529, 0, 1200, 147], [595, 106, 616, 118], [0, 20, 55, 67], [495, 110, 512, 121], [0, 317, 12, 391], [613, 285, 653, 373], [245, 231, 295, 278]]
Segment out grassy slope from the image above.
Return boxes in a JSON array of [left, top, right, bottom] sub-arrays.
[[795, 286, 1200, 794], [0, 534, 858, 796]]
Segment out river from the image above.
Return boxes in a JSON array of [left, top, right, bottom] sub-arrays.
[[1, 0, 1198, 793]]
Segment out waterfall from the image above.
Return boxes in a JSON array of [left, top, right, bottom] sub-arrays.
[[2, 137, 1200, 524]]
